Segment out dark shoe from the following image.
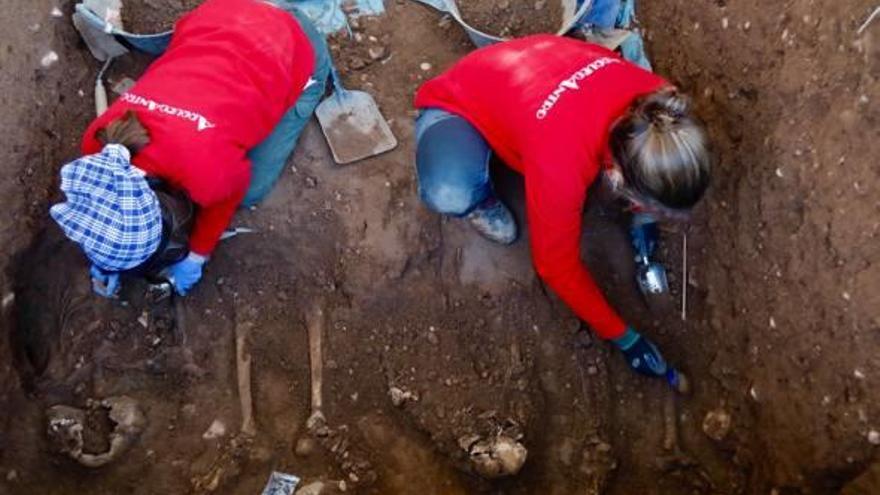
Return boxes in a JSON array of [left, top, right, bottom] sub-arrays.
[[465, 197, 517, 245]]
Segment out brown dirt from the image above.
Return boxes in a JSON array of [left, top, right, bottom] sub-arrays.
[[458, 0, 565, 38], [122, 0, 203, 33], [1, 0, 878, 494]]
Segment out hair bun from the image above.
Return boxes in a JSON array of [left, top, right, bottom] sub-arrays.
[[642, 89, 689, 127]]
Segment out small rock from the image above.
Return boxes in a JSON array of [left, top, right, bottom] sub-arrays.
[[295, 437, 318, 457], [40, 51, 59, 68], [202, 419, 226, 440], [469, 435, 528, 479], [6, 469, 18, 482], [854, 369, 866, 380], [389, 386, 417, 407], [427, 332, 439, 346], [419, 62, 432, 71], [51, 7, 63, 17], [721, 17, 729, 29], [368, 46, 387, 61], [702, 408, 732, 441], [305, 176, 317, 188], [534, 0, 546, 9], [349, 57, 366, 70], [296, 481, 326, 495], [868, 430, 880, 446]]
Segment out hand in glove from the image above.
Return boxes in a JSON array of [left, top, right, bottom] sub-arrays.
[[90, 265, 120, 298], [614, 327, 670, 378], [168, 252, 207, 296]]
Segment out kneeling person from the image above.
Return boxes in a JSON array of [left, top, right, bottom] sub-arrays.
[[413, 35, 711, 383], [51, 0, 331, 297]]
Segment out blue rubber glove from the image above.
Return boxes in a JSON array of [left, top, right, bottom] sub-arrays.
[[90, 265, 120, 298], [167, 253, 207, 296], [613, 327, 669, 378]]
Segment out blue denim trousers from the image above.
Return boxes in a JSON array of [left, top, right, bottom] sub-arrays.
[[127, 3, 331, 207], [414, 108, 494, 217]]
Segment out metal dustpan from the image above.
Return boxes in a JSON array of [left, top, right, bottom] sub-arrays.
[[315, 68, 397, 164]]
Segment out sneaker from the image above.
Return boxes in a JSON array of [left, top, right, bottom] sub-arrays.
[[465, 197, 517, 245]]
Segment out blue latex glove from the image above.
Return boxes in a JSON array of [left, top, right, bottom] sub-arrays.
[[613, 327, 669, 378], [90, 265, 120, 298], [167, 253, 207, 296]]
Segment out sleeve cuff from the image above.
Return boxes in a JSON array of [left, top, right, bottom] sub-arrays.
[[187, 252, 208, 264]]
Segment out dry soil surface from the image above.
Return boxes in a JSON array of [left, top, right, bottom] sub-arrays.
[[0, 1, 878, 495], [457, 0, 565, 38]]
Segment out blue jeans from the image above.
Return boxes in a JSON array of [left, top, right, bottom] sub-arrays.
[[414, 108, 494, 217], [123, 4, 331, 207]]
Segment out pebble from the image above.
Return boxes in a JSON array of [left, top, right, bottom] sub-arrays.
[[40, 50, 59, 68], [368, 46, 387, 61], [305, 176, 317, 188], [721, 17, 729, 29], [389, 386, 417, 407], [427, 332, 439, 346], [534, 0, 546, 10], [702, 408, 732, 441], [868, 430, 880, 445], [202, 419, 226, 440], [349, 57, 366, 70], [6, 470, 18, 482], [419, 62, 432, 71], [51, 7, 63, 17], [296, 481, 325, 495]]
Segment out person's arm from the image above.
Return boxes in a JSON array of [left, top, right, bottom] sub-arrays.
[[188, 189, 245, 256], [165, 162, 248, 295], [525, 161, 627, 340]]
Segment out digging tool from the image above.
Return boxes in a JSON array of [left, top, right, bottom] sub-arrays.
[[95, 58, 113, 116], [305, 301, 326, 432], [219, 227, 256, 241], [315, 67, 397, 165], [681, 233, 688, 321], [235, 312, 257, 437], [72, 0, 130, 116]]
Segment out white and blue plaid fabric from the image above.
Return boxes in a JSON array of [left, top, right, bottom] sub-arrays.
[[50, 144, 163, 272]]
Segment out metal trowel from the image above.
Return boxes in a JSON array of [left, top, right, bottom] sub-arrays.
[[315, 67, 397, 164]]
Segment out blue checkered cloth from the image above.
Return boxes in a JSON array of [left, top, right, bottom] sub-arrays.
[[50, 144, 163, 272]]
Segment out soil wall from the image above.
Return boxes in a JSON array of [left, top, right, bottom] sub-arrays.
[[0, 0, 96, 459], [642, 0, 879, 490]]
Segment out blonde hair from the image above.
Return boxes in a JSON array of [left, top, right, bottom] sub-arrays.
[[96, 110, 150, 155], [610, 88, 711, 209]]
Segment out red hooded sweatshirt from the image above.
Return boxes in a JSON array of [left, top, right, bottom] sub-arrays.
[[82, 0, 315, 255], [415, 35, 666, 339]]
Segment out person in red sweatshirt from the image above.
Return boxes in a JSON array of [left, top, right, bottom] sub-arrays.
[[413, 36, 711, 384], [51, 0, 330, 297]]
